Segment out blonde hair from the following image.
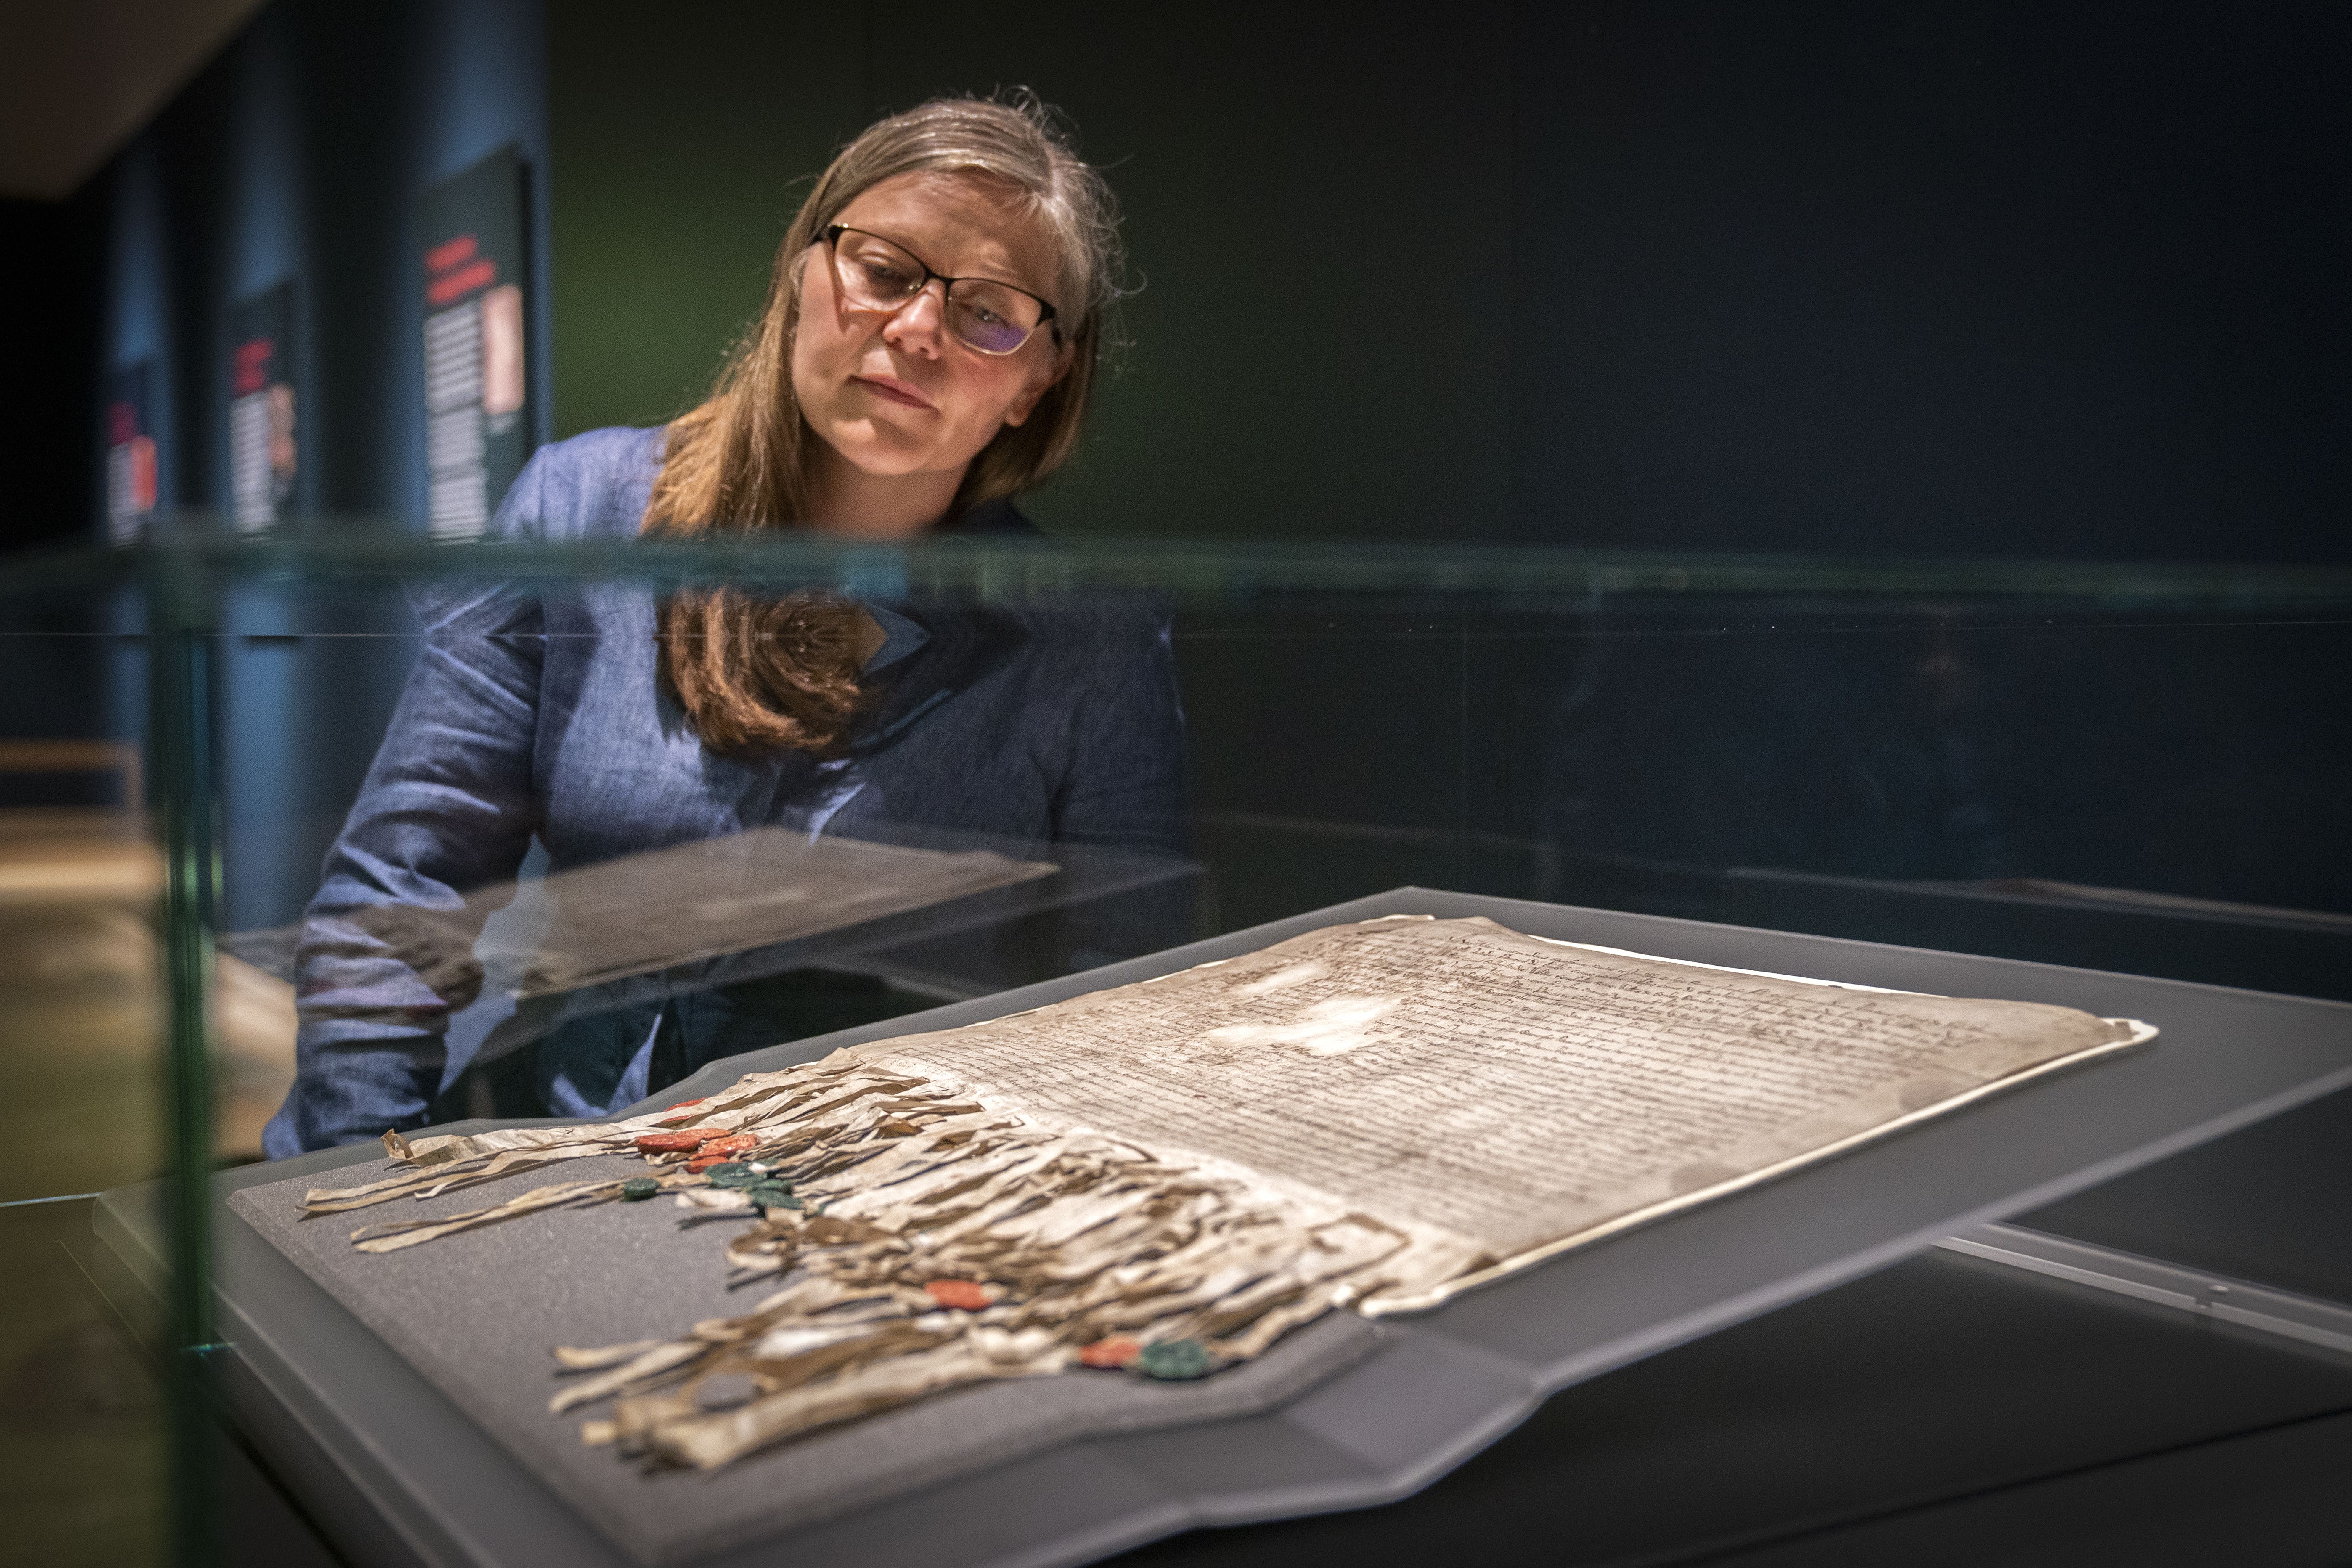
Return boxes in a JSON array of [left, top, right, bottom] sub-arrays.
[[644, 95, 1126, 755]]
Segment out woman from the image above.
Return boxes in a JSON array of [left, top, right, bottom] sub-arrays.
[[264, 97, 1185, 1155]]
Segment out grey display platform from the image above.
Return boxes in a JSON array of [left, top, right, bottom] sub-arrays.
[[96, 888, 2352, 1568]]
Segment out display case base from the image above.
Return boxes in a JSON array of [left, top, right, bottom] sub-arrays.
[[95, 888, 2352, 1568]]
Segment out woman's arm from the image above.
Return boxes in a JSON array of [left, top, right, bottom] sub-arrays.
[[260, 464, 557, 1155]]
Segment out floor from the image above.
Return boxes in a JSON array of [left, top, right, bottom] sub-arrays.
[[0, 1196, 167, 1568], [0, 807, 298, 1567]]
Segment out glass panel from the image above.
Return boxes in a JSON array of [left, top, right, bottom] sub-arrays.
[[77, 527, 2335, 1153], [0, 596, 170, 1567], [6, 524, 2347, 1563]]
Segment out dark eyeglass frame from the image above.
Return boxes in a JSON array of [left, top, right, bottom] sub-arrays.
[[819, 224, 1061, 355]]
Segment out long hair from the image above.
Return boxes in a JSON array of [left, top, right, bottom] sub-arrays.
[[644, 94, 1126, 756]]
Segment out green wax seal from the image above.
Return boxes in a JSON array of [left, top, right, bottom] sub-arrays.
[[747, 1184, 797, 1209], [705, 1163, 759, 1188], [1136, 1339, 1211, 1381], [620, 1178, 660, 1201]]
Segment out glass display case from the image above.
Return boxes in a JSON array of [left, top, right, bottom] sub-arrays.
[[5, 517, 2349, 1568]]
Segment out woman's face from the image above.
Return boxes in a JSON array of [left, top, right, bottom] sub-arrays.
[[791, 171, 1068, 497]]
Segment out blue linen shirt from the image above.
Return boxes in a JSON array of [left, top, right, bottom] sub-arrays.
[[262, 426, 1187, 1155]]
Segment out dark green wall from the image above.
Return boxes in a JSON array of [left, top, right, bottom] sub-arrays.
[[547, 3, 866, 443], [548, 1, 1516, 540], [552, 3, 2352, 562]]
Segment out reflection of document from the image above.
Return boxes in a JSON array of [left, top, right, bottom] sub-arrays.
[[351, 829, 1056, 1001], [307, 914, 2153, 1471], [516, 830, 1057, 995]]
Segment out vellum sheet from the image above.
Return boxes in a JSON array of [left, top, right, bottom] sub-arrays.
[[853, 915, 2153, 1309]]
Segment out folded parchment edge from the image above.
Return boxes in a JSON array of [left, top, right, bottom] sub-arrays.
[[1358, 1016, 2156, 1316]]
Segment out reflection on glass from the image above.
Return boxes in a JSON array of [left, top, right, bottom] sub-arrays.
[[0, 760, 174, 1564], [253, 543, 1196, 1156]]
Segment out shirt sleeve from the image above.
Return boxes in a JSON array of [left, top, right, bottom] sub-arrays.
[[261, 456, 556, 1155]]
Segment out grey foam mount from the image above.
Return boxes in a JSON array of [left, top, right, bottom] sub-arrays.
[[96, 889, 2352, 1568]]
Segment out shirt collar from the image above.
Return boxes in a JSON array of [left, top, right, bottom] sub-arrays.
[[861, 602, 930, 675]]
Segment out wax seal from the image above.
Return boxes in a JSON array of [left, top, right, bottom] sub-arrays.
[[633, 1130, 713, 1153], [923, 1280, 998, 1310], [1136, 1339, 1211, 1380]]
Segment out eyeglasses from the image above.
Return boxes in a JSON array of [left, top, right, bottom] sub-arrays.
[[819, 224, 1059, 356]]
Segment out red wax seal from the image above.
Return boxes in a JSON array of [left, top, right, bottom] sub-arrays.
[[923, 1280, 997, 1311], [1078, 1337, 1142, 1369], [633, 1131, 702, 1152], [685, 1134, 759, 1172]]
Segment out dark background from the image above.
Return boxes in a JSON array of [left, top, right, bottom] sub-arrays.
[[0, 196, 102, 555], [11, 2, 2350, 558], [548, 0, 2352, 560], [5, 0, 2349, 929]]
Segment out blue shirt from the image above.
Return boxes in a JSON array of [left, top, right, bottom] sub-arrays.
[[263, 426, 1187, 1155]]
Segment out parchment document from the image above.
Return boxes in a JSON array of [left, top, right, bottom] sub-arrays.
[[858, 916, 2150, 1309]]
